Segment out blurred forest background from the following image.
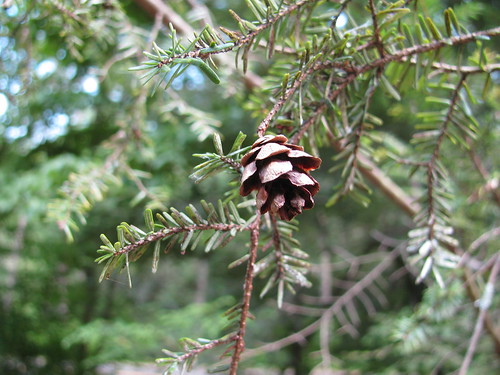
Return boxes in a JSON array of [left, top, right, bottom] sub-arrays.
[[0, 0, 499, 374]]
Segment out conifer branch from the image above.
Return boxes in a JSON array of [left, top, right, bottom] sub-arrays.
[[168, 334, 237, 365], [289, 76, 354, 144], [48, 130, 129, 241], [113, 223, 244, 256], [100, 1, 500, 371], [258, 60, 356, 137], [153, 0, 317, 69], [231, 0, 318, 47], [286, 27, 500, 144]]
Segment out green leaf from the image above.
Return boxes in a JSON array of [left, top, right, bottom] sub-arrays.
[[204, 231, 221, 253], [100, 234, 114, 250], [152, 240, 161, 273], [444, 9, 452, 37], [229, 132, 247, 153], [380, 74, 401, 101], [144, 209, 154, 232], [185, 204, 205, 225], [482, 74, 491, 100], [181, 230, 194, 252], [260, 272, 278, 298], [228, 254, 250, 269], [425, 17, 443, 40], [213, 133, 224, 155], [162, 211, 181, 227], [198, 60, 221, 84]]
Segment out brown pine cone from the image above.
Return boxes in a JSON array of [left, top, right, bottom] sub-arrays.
[[240, 135, 321, 221]]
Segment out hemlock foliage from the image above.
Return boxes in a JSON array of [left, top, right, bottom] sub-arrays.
[[1, 0, 499, 374]]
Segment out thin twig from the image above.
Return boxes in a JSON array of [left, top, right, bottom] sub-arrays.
[[458, 255, 499, 375], [469, 227, 500, 253], [467, 137, 500, 206], [230, 214, 261, 375], [462, 266, 500, 354], [368, 0, 385, 58], [402, 56, 500, 75], [319, 312, 332, 367], [52, 1, 82, 23], [359, 27, 500, 75], [289, 76, 354, 144], [331, 0, 352, 30]]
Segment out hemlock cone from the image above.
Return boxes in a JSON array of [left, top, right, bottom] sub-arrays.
[[240, 135, 321, 221]]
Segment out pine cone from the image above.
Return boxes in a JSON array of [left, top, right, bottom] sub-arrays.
[[240, 135, 321, 221]]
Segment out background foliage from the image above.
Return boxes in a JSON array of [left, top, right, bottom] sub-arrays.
[[0, 0, 499, 374]]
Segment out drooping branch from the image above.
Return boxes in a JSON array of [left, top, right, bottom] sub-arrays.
[[341, 68, 384, 195], [325, 132, 421, 217], [241, 247, 399, 359], [424, 75, 466, 239]]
